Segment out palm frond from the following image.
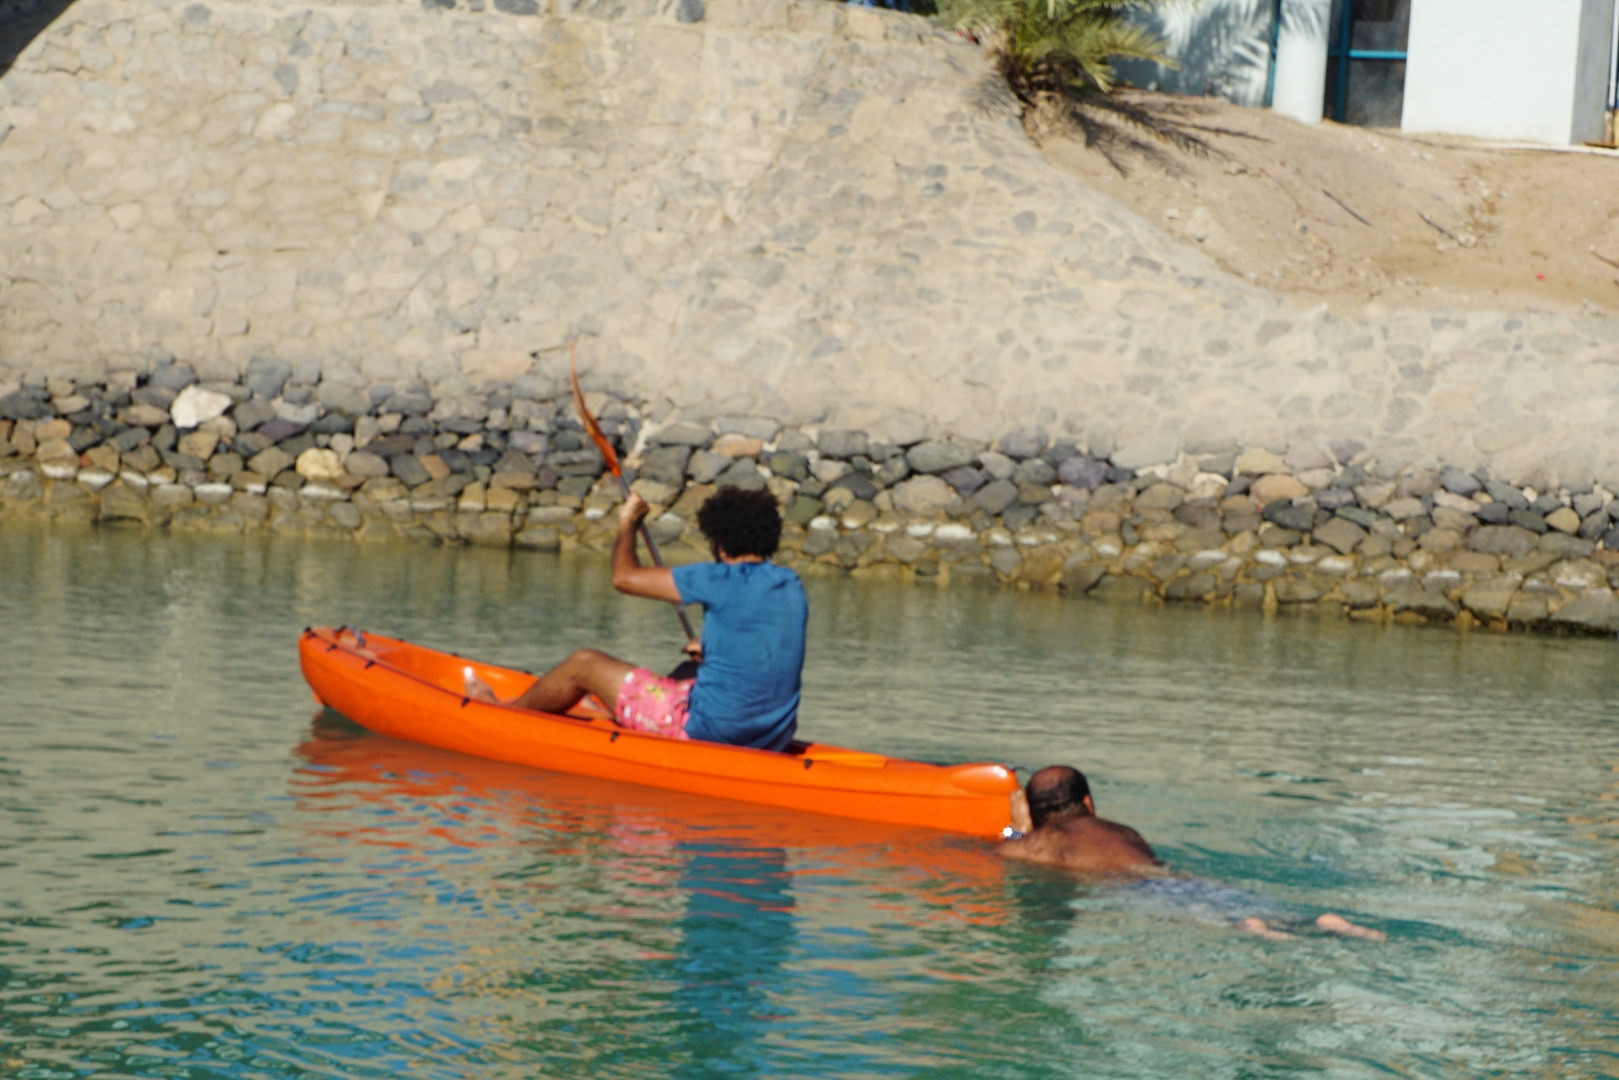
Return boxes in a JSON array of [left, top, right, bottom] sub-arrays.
[[937, 0, 1262, 177]]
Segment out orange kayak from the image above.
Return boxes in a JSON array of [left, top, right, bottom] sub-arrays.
[[297, 627, 1019, 838]]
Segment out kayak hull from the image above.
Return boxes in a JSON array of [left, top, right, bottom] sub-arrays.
[[297, 627, 1017, 838]]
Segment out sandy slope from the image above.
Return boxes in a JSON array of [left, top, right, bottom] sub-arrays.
[[1039, 91, 1619, 317]]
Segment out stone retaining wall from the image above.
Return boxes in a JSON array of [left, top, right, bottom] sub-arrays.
[[7, 368, 1619, 636], [4, 0, 1619, 494]]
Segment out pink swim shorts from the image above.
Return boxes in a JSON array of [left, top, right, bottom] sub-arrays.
[[614, 668, 693, 740]]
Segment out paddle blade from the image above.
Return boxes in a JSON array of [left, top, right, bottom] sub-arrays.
[[569, 340, 621, 477]]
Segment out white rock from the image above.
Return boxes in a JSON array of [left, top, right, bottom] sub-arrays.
[[299, 483, 346, 501], [295, 447, 343, 480], [170, 385, 232, 429], [807, 515, 837, 532], [933, 523, 975, 544], [1422, 569, 1462, 590], [1187, 549, 1227, 571], [1317, 556, 1356, 577], [77, 468, 116, 491], [1254, 549, 1287, 568], [194, 482, 233, 504], [40, 463, 78, 480], [1134, 462, 1171, 482]]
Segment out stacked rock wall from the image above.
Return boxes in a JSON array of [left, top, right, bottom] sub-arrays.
[[7, 366, 1619, 636], [3, 0, 1619, 493]]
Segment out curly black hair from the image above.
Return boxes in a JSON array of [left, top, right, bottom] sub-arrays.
[[696, 487, 782, 559]]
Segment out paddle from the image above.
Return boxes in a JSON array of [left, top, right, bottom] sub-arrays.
[[568, 341, 699, 649]]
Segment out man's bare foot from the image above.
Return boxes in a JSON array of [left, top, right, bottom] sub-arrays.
[[1239, 917, 1293, 941], [463, 666, 499, 704], [1316, 913, 1386, 942]]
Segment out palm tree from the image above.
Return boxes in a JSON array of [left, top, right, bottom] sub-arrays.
[[937, 0, 1251, 175], [936, 0, 1170, 107]]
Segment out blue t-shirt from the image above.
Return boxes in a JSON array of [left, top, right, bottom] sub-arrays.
[[671, 561, 807, 752]]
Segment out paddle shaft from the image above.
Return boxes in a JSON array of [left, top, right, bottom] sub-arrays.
[[568, 343, 696, 648], [610, 470, 698, 645]]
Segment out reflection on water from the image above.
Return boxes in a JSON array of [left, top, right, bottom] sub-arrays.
[[669, 844, 793, 1077], [3, 522, 1618, 1078]]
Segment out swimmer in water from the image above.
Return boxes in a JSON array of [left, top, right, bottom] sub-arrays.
[[1003, 766, 1385, 942]]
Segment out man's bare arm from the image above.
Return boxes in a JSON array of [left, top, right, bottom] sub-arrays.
[[611, 492, 683, 604]]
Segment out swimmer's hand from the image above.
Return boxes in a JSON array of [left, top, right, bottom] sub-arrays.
[[682, 640, 703, 664], [1009, 789, 1034, 835]]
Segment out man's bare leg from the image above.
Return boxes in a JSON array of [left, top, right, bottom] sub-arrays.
[[1238, 917, 1293, 941], [1316, 913, 1386, 941], [464, 649, 635, 715]]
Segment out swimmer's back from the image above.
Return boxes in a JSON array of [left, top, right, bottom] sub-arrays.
[[1003, 815, 1161, 876]]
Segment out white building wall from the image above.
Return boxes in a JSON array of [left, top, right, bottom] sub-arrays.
[[1401, 0, 1614, 145], [1114, 0, 1274, 107]]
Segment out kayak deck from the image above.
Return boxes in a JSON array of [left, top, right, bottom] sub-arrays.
[[297, 627, 1018, 838]]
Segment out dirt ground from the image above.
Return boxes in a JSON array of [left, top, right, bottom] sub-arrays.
[[1038, 91, 1619, 316]]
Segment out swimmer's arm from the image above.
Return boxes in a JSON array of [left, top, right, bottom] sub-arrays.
[[1009, 790, 1033, 834], [999, 834, 1045, 862]]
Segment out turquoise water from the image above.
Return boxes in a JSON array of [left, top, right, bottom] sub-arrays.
[[3, 522, 1618, 1078]]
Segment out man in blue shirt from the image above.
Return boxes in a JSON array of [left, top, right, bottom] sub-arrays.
[[467, 486, 807, 751]]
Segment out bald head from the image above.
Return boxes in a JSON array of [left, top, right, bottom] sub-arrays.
[[1025, 766, 1092, 828]]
